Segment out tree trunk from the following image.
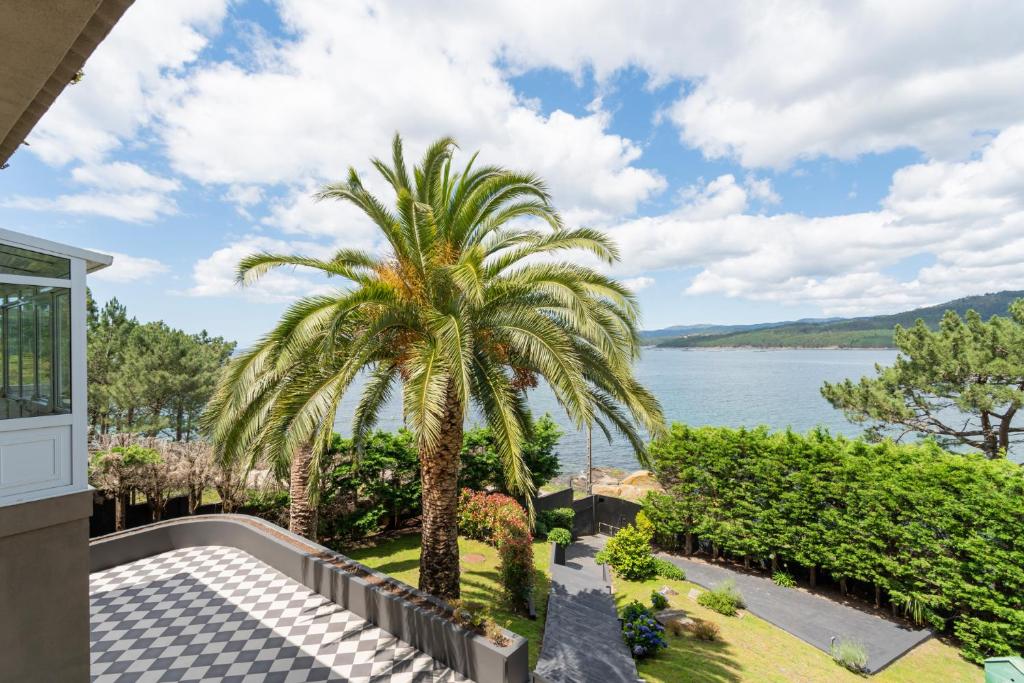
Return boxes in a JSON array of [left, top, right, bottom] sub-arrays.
[[771, 555, 779, 573], [999, 408, 1016, 456], [744, 555, 751, 569], [115, 493, 126, 532], [685, 532, 694, 556], [874, 584, 882, 609], [418, 385, 464, 600], [175, 405, 184, 442], [809, 565, 817, 588], [289, 444, 313, 538], [839, 577, 848, 595]]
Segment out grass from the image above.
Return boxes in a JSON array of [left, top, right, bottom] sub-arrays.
[[614, 576, 981, 683], [343, 533, 551, 668]]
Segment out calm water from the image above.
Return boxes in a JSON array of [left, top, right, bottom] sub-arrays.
[[334, 347, 901, 475]]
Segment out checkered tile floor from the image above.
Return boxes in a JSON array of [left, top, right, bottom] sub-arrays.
[[90, 545, 469, 682]]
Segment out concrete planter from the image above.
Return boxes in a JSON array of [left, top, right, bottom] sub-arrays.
[[90, 515, 529, 683]]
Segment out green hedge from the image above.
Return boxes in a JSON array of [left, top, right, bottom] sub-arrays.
[[644, 424, 1024, 663]]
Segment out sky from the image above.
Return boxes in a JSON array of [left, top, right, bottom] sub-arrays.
[[3, 0, 1024, 347]]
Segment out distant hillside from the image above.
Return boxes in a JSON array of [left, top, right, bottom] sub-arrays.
[[653, 290, 1024, 349]]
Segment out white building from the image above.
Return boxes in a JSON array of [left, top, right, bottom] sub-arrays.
[[0, 229, 111, 505]]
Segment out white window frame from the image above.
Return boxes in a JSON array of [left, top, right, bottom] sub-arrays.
[[0, 255, 87, 505]]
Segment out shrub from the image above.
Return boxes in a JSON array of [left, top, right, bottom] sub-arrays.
[[772, 571, 796, 588], [496, 518, 535, 609], [459, 414, 562, 493], [716, 579, 746, 608], [830, 637, 868, 673], [536, 507, 575, 536], [457, 489, 525, 543], [651, 590, 669, 610], [646, 423, 1024, 663], [621, 601, 667, 659], [689, 620, 720, 641], [547, 527, 572, 547], [654, 557, 685, 580], [457, 489, 535, 612], [697, 590, 738, 616], [697, 581, 744, 617], [595, 523, 658, 580]]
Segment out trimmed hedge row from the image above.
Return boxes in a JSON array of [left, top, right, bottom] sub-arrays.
[[643, 424, 1024, 663]]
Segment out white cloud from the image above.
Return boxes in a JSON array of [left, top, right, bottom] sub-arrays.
[[606, 125, 1024, 316], [184, 235, 337, 301], [26, 0, 229, 165], [71, 162, 180, 192], [744, 174, 780, 205], [621, 276, 654, 292], [1, 192, 177, 223], [156, 1, 664, 222], [90, 251, 171, 283]]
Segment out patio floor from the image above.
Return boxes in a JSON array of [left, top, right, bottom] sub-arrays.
[[89, 545, 468, 683]]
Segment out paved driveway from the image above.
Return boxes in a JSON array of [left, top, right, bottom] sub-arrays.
[[658, 552, 932, 673]]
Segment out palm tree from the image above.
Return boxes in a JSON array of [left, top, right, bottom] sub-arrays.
[[205, 134, 664, 599]]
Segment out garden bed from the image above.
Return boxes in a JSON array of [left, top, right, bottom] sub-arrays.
[[343, 533, 552, 668], [613, 576, 981, 683]]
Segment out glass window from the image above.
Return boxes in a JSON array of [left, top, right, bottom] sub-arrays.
[[0, 284, 71, 418], [0, 244, 71, 279]]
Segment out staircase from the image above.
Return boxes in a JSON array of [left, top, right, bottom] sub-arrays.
[[533, 541, 639, 683]]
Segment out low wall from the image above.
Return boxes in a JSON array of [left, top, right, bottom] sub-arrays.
[[533, 487, 574, 513], [570, 494, 641, 537], [90, 494, 222, 537], [90, 515, 529, 683]]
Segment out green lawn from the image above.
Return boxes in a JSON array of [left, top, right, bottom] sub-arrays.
[[614, 576, 981, 683], [341, 535, 980, 681], [342, 534, 551, 668]]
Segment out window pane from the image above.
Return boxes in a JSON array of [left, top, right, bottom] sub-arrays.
[[0, 244, 70, 278], [0, 284, 71, 418]]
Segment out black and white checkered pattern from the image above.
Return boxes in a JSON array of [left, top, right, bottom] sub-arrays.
[[90, 545, 468, 682]]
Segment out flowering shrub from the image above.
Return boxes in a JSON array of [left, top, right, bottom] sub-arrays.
[[621, 601, 667, 659], [497, 519, 535, 608], [457, 489, 525, 542], [457, 489, 535, 612]]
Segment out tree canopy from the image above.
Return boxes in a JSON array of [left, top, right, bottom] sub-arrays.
[[822, 301, 1024, 457], [203, 133, 663, 598], [87, 293, 235, 440]]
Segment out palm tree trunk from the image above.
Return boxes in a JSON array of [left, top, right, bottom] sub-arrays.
[[418, 386, 464, 600], [289, 444, 313, 538]]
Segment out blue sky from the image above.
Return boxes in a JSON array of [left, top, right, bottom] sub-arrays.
[[3, 1, 1023, 347]]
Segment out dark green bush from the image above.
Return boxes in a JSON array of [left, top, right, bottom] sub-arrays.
[[697, 590, 738, 617], [651, 590, 669, 610], [547, 527, 572, 547], [536, 506, 575, 536], [654, 557, 685, 581], [646, 423, 1024, 663]]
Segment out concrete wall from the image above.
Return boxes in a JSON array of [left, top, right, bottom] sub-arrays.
[[533, 487, 574, 513], [91, 515, 530, 683], [570, 494, 641, 537], [0, 490, 93, 683]]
